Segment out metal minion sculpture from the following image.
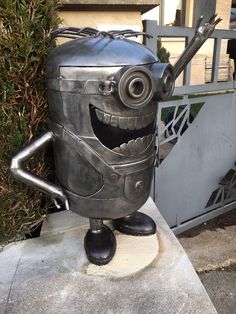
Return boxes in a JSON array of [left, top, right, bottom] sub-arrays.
[[11, 16, 221, 265]]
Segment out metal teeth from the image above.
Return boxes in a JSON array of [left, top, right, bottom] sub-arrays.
[[112, 134, 153, 156], [110, 115, 119, 128], [103, 113, 111, 125], [95, 108, 154, 130]]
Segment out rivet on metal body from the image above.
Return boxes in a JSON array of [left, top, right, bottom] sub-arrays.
[[135, 181, 144, 192], [110, 174, 119, 182]]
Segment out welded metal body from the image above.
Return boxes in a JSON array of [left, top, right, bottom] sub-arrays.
[[10, 17, 221, 220], [46, 36, 161, 219]]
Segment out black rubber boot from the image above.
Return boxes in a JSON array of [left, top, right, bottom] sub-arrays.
[[84, 219, 116, 265], [113, 212, 156, 236]]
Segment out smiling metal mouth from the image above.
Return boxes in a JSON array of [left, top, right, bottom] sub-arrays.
[[94, 107, 154, 130], [90, 105, 155, 156]]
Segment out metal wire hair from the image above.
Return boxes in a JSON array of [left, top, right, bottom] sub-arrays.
[[50, 27, 153, 40]]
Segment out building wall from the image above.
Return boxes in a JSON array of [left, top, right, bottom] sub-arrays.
[[185, 0, 194, 27], [57, 10, 143, 44], [159, 0, 233, 84], [58, 10, 143, 32], [216, 0, 231, 29]]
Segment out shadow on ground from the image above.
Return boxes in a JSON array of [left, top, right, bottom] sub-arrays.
[[177, 209, 236, 314], [199, 268, 236, 314], [178, 209, 236, 238]]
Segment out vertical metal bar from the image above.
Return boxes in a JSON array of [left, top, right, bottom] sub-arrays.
[[160, 0, 164, 26], [183, 36, 191, 86], [182, 0, 187, 26], [211, 37, 221, 82], [143, 20, 158, 55]]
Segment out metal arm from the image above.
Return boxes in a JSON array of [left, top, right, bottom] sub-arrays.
[[173, 14, 222, 79], [10, 131, 69, 210]]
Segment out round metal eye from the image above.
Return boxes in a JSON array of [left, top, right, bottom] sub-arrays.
[[117, 66, 154, 109], [127, 78, 145, 98], [160, 66, 175, 100], [163, 72, 172, 92], [150, 63, 175, 101]]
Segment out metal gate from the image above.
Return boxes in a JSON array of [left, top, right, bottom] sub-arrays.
[[144, 20, 236, 233]]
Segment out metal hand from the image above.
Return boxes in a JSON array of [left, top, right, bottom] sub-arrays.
[[173, 15, 222, 79], [53, 196, 70, 211], [195, 14, 222, 41]]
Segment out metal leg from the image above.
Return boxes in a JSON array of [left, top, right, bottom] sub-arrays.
[[89, 218, 103, 232], [84, 218, 116, 265]]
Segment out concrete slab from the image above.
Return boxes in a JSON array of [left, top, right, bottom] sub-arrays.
[[41, 209, 88, 236], [0, 241, 25, 309], [178, 210, 236, 271], [86, 233, 159, 278], [0, 198, 216, 314]]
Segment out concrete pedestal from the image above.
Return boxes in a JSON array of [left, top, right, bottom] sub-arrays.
[[0, 198, 216, 314]]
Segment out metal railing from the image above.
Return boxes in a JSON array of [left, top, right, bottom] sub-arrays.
[[143, 20, 236, 233], [143, 20, 236, 95]]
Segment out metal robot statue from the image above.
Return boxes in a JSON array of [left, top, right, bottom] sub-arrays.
[[11, 15, 221, 265]]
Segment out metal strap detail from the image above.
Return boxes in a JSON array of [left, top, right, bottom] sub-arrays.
[[47, 79, 116, 95], [49, 121, 121, 181]]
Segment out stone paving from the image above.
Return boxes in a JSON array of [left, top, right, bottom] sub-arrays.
[[0, 198, 216, 314]]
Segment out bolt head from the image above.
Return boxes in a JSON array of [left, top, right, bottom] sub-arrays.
[[110, 174, 119, 182], [135, 180, 144, 192]]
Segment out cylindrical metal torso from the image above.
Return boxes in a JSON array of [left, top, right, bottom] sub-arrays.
[[46, 36, 159, 219]]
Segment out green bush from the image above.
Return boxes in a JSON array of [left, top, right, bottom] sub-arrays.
[[0, 0, 60, 243], [157, 39, 170, 63]]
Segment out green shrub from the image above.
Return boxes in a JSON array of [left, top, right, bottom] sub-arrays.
[[0, 0, 60, 243], [157, 39, 170, 63]]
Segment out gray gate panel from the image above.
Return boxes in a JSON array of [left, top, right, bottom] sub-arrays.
[[155, 93, 236, 227], [144, 20, 236, 231]]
